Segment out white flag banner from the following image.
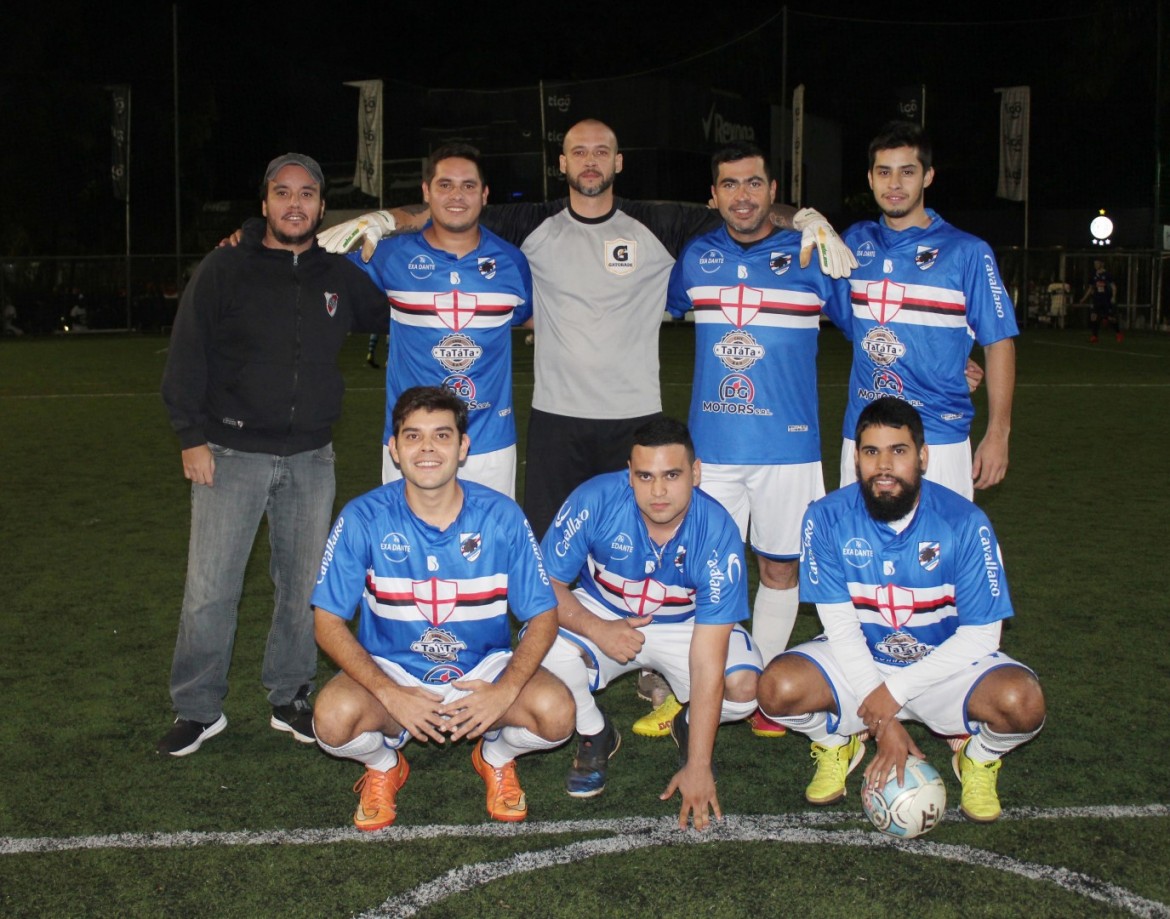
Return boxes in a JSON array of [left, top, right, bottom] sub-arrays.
[[345, 79, 383, 199], [996, 86, 1029, 202], [791, 84, 805, 207]]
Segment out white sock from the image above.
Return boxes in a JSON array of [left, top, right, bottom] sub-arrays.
[[751, 585, 800, 665], [317, 730, 399, 772], [483, 726, 569, 766], [966, 720, 1045, 761], [719, 697, 758, 724], [775, 711, 835, 744], [541, 639, 605, 735]]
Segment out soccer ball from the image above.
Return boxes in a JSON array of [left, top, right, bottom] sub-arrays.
[[861, 755, 947, 838]]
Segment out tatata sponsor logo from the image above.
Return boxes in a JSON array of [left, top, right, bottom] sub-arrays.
[[861, 327, 906, 367], [712, 330, 765, 372], [432, 333, 483, 371]]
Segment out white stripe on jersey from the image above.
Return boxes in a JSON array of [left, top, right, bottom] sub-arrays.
[[587, 558, 696, 618], [845, 581, 957, 630], [386, 289, 523, 330], [364, 572, 510, 624]]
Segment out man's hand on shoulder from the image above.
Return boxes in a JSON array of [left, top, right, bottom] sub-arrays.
[[794, 207, 858, 279], [317, 211, 398, 263]]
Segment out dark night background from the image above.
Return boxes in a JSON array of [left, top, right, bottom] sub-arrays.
[[2, 1, 1165, 261]]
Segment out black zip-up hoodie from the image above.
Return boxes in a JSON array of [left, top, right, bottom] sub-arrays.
[[162, 219, 388, 455]]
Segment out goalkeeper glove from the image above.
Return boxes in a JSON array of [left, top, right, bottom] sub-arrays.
[[794, 207, 858, 279], [316, 210, 397, 263]]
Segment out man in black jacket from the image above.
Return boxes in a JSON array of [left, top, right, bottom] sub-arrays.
[[158, 153, 389, 757]]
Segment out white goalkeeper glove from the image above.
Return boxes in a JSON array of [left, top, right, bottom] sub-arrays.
[[316, 210, 397, 263], [794, 207, 858, 279]]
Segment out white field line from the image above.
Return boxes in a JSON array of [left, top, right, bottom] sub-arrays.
[[3, 806, 1168, 917]]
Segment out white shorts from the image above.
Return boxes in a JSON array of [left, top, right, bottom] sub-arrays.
[[544, 588, 763, 703], [840, 437, 973, 500], [382, 443, 517, 499], [700, 461, 825, 559], [367, 649, 513, 750], [786, 636, 1030, 737]]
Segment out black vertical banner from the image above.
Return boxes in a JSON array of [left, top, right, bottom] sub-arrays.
[[109, 85, 130, 201]]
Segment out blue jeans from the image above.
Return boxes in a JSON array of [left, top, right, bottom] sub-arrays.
[[169, 443, 336, 722]]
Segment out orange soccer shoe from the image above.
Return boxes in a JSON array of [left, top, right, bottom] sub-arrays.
[[352, 756, 409, 832], [472, 739, 528, 822]]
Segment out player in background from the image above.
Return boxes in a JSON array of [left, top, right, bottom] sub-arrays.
[[840, 121, 1017, 499], [538, 418, 761, 830], [662, 142, 852, 740], [311, 387, 572, 829], [757, 397, 1045, 822], [1079, 258, 1122, 343]]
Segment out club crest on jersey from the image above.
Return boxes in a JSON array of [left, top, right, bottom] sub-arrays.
[[713, 329, 765, 371], [674, 546, 687, 570], [434, 290, 478, 331], [769, 252, 792, 276], [413, 578, 457, 624], [915, 246, 939, 270], [380, 532, 411, 563], [720, 284, 763, 327], [918, 541, 940, 571], [621, 578, 666, 616], [605, 238, 636, 276], [432, 332, 483, 372], [477, 257, 496, 279], [698, 248, 724, 274], [323, 292, 338, 317], [460, 532, 482, 562], [410, 626, 468, 664], [861, 327, 907, 367], [865, 278, 906, 324], [408, 253, 436, 279]]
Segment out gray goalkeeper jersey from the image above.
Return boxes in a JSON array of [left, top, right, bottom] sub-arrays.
[[483, 198, 717, 419]]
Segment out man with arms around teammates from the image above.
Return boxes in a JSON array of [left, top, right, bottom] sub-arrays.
[[758, 397, 1045, 822], [537, 418, 761, 830], [663, 142, 852, 739], [840, 121, 1017, 499], [310, 387, 573, 829]]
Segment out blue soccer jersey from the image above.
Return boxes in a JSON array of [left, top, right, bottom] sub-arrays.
[[311, 479, 554, 684], [542, 470, 748, 626], [350, 226, 533, 455], [799, 479, 1013, 668], [666, 225, 850, 465], [841, 211, 1018, 446]]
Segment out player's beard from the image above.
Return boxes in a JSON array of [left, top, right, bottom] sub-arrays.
[[860, 468, 923, 522], [269, 212, 323, 248], [568, 169, 616, 198]]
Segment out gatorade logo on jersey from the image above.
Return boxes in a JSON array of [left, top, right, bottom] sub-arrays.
[[915, 246, 939, 270], [769, 252, 792, 276], [713, 329, 765, 371], [408, 253, 436, 279], [698, 249, 724, 274], [323, 292, 338, 317], [432, 333, 483, 371], [605, 238, 637, 276]]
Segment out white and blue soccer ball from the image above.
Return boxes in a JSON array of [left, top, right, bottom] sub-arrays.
[[861, 755, 947, 839]]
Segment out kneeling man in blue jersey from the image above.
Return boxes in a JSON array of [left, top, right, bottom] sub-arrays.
[[757, 397, 1045, 823], [310, 386, 573, 830], [540, 417, 761, 829]]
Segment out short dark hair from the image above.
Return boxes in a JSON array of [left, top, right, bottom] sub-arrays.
[[867, 121, 933, 172], [423, 142, 485, 184], [711, 142, 771, 185], [631, 416, 695, 462], [391, 386, 468, 437], [855, 397, 925, 450]]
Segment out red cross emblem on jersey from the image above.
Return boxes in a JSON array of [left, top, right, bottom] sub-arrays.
[[434, 290, 478, 331], [872, 584, 917, 629], [412, 578, 459, 625], [621, 578, 666, 617], [865, 278, 906, 324], [719, 284, 763, 328]]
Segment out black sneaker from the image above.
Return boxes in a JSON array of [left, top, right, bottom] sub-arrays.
[[565, 711, 621, 798], [669, 704, 690, 769], [156, 714, 228, 757], [366, 355, 381, 369], [270, 685, 316, 744]]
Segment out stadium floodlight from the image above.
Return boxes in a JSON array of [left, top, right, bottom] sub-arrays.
[[1090, 209, 1114, 246]]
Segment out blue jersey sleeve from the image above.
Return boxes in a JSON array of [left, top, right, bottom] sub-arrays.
[[310, 504, 374, 621], [798, 500, 852, 605], [962, 242, 1019, 346], [685, 500, 749, 625], [503, 505, 557, 620], [540, 481, 597, 585], [953, 510, 1015, 625]]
